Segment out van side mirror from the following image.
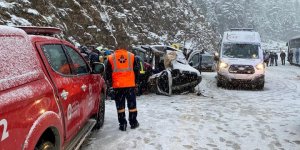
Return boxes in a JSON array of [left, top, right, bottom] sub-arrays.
[[189, 61, 193, 66], [286, 42, 288, 46], [93, 62, 105, 74], [214, 52, 220, 61]]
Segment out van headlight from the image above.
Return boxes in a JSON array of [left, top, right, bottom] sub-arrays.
[[256, 63, 265, 70], [219, 62, 229, 68]]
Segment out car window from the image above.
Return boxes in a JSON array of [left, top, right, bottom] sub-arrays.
[[64, 46, 89, 74], [190, 53, 199, 66], [42, 44, 72, 75], [202, 55, 214, 63]]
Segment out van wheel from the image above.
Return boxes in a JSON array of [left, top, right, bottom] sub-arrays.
[[35, 141, 55, 150], [256, 82, 264, 90], [94, 94, 105, 130], [217, 80, 223, 87]]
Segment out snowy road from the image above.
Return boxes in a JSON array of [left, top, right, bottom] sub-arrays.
[[81, 64, 300, 150]]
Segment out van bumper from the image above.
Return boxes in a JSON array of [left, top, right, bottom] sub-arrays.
[[217, 73, 265, 85]]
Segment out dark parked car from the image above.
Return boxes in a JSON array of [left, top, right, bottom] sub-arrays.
[[188, 51, 215, 72], [132, 45, 202, 95]]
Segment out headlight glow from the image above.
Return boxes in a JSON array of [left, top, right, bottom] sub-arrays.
[[219, 62, 228, 68], [256, 63, 264, 70]]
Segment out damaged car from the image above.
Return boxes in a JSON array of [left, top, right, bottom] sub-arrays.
[[132, 45, 202, 95], [188, 51, 215, 72]]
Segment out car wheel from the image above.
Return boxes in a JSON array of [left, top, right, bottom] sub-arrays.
[[94, 94, 105, 130], [35, 141, 55, 150], [156, 71, 170, 95]]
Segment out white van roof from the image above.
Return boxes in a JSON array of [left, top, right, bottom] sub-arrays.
[[222, 30, 261, 44]]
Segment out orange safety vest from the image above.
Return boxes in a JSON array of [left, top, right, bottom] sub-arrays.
[[108, 49, 136, 88]]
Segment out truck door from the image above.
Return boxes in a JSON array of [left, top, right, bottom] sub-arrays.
[[63, 44, 101, 121], [36, 43, 87, 141]]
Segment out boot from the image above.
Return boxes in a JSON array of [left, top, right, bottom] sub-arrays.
[[119, 124, 127, 131], [129, 112, 139, 129], [130, 121, 139, 129], [118, 112, 127, 131]]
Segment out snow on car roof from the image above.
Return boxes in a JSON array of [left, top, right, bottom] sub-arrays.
[[0, 25, 28, 36], [0, 26, 43, 91]]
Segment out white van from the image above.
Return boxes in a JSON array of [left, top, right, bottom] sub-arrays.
[[215, 28, 265, 89]]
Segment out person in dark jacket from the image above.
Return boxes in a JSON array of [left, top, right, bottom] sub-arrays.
[[135, 56, 150, 96], [264, 52, 270, 67], [280, 51, 286, 65], [274, 52, 278, 66], [79, 45, 100, 69], [270, 52, 275, 66], [106, 42, 140, 131]]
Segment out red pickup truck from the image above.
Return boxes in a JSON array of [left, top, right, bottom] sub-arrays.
[[0, 26, 106, 150]]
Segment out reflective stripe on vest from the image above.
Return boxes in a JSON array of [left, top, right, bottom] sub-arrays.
[[112, 52, 133, 73], [108, 50, 136, 88]]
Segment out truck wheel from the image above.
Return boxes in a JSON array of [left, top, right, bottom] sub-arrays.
[[94, 94, 105, 130], [35, 141, 55, 150]]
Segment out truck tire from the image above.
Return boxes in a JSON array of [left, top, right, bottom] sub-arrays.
[[94, 94, 105, 130], [35, 141, 55, 150]]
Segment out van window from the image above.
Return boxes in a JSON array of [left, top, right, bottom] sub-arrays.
[[42, 45, 72, 75], [64, 46, 89, 74], [222, 44, 259, 59]]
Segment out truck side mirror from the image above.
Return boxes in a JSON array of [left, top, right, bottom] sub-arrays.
[[93, 62, 105, 74], [214, 52, 220, 61], [286, 42, 288, 46], [189, 61, 193, 66]]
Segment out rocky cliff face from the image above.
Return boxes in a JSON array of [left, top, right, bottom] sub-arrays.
[[0, 0, 218, 50]]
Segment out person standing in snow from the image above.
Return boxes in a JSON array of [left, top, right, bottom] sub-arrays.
[[106, 41, 140, 131], [280, 50, 286, 65], [270, 52, 275, 66], [264, 51, 270, 67], [274, 52, 278, 66]]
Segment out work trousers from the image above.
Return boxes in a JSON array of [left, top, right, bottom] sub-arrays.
[[281, 57, 285, 65], [114, 87, 138, 126]]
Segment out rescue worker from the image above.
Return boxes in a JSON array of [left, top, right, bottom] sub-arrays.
[[106, 42, 140, 131], [135, 55, 146, 96]]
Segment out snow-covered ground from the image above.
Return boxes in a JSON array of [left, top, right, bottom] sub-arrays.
[[81, 62, 300, 150]]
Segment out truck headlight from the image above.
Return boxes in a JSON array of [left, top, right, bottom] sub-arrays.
[[219, 62, 228, 68], [256, 63, 264, 70]]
